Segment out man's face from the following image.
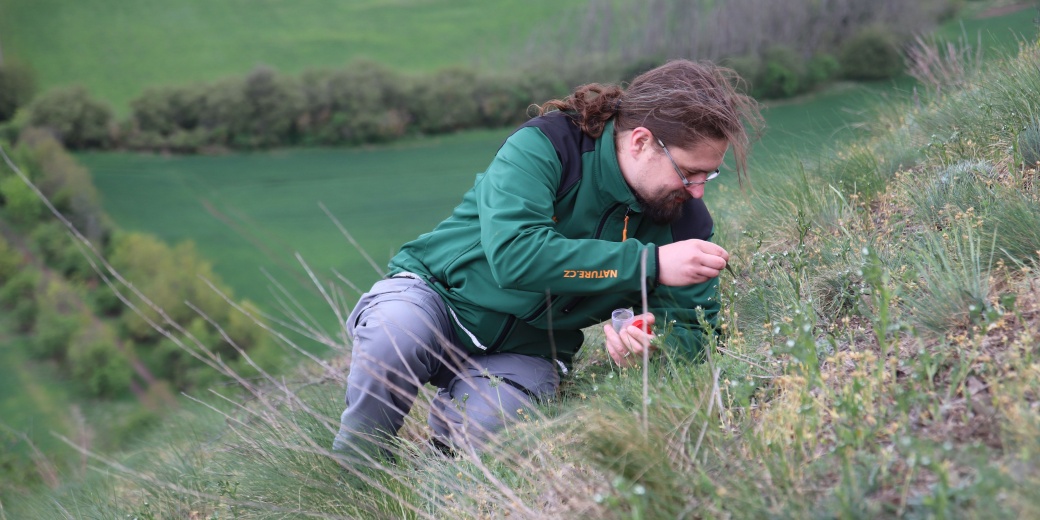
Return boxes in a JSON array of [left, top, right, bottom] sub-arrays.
[[629, 136, 729, 224]]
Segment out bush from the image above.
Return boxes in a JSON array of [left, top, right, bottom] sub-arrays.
[[130, 85, 207, 137], [0, 61, 36, 123], [30, 221, 94, 280], [30, 277, 86, 360], [806, 53, 841, 88], [125, 85, 213, 151], [15, 130, 109, 242], [0, 234, 22, 284], [406, 67, 482, 134], [110, 232, 232, 342], [0, 268, 39, 332], [0, 174, 44, 227], [759, 45, 806, 98], [196, 77, 247, 148], [91, 282, 123, 317], [232, 66, 305, 148], [839, 26, 904, 80], [68, 321, 131, 397], [472, 73, 540, 128], [302, 60, 410, 145], [27, 86, 114, 149]]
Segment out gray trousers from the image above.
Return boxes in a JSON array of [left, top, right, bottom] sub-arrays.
[[333, 276, 559, 454]]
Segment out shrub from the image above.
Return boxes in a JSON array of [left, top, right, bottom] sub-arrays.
[[233, 66, 305, 148], [472, 73, 539, 128], [109, 232, 233, 342], [31, 277, 86, 360], [91, 282, 123, 317], [15, 130, 109, 242], [129, 85, 207, 137], [0, 173, 44, 227], [68, 321, 131, 397], [197, 77, 247, 148], [759, 45, 806, 98], [27, 86, 114, 149], [30, 221, 94, 280], [839, 26, 904, 80], [405, 67, 482, 134], [304, 60, 410, 145], [806, 53, 841, 88], [0, 61, 36, 123], [0, 234, 22, 284], [0, 268, 39, 332]]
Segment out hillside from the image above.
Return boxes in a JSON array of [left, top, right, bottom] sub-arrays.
[[5, 13, 1040, 519]]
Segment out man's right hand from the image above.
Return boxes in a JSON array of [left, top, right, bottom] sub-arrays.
[[657, 239, 729, 286]]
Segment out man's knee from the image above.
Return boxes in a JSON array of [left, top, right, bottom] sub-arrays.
[[429, 375, 535, 446]]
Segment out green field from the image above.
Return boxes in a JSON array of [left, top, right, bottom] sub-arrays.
[[78, 130, 510, 321], [0, 0, 585, 112]]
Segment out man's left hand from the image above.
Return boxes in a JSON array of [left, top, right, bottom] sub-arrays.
[[603, 313, 656, 367]]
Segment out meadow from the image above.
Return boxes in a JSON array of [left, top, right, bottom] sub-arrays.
[[0, 0, 586, 114]]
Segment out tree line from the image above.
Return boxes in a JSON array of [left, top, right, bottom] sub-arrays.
[[0, 0, 963, 154]]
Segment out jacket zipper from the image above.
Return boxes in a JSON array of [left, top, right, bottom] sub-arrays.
[[486, 315, 517, 353]]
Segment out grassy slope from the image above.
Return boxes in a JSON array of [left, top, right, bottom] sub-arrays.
[[16, 37, 1040, 517], [0, 0, 585, 113], [0, 329, 77, 459], [4, 3, 1035, 515]]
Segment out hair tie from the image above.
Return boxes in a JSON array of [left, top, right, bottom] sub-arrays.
[[613, 98, 622, 113]]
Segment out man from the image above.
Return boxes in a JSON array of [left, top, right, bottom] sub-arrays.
[[334, 59, 761, 455]]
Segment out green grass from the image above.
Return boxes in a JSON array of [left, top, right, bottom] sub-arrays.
[[936, 5, 1039, 58], [0, 327, 77, 458], [0, 0, 586, 113]]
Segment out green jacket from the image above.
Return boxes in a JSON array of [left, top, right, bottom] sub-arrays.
[[388, 112, 719, 367]]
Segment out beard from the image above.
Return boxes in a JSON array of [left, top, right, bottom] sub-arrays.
[[634, 188, 691, 224]]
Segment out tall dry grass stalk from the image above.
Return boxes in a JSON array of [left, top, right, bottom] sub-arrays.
[[905, 31, 984, 97]]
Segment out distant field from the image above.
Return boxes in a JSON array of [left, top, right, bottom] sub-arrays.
[[0, 0, 585, 112], [936, 4, 1038, 56], [79, 130, 513, 325]]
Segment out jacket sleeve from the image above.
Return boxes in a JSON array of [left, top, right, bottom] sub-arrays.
[[476, 127, 658, 294]]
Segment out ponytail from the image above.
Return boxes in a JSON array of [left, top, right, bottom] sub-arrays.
[[537, 84, 624, 139]]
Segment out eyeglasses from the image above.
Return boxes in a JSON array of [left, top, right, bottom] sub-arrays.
[[657, 138, 720, 187]]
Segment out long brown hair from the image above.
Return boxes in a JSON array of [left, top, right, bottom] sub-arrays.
[[539, 60, 763, 185]]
